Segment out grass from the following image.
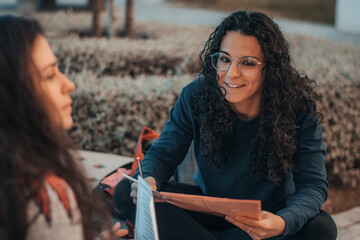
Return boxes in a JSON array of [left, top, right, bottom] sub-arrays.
[[169, 0, 336, 24]]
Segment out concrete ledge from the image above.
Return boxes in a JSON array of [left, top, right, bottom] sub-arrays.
[[79, 150, 133, 188], [332, 206, 360, 240]]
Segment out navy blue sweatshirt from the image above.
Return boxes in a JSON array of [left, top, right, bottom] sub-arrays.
[[139, 78, 328, 237]]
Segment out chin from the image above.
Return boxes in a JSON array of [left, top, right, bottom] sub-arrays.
[[62, 118, 73, 131], [225, 96, 245, 104]]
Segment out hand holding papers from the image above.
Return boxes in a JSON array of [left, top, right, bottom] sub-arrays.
[[123, 173, 261, 221], [122, 174, 164, 202]]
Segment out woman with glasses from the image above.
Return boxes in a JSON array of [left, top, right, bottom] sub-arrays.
[[114, 11, 337, 240], [0, 15, 129, 240]]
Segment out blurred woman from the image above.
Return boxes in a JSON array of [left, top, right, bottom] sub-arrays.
[[0, 15, 128, 240]]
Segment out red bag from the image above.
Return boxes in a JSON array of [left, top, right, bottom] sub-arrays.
[[131, 127, 160, 175], [98, 127, 160, 199]]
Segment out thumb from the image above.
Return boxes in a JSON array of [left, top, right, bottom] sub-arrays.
[[145, 176, 157, 190]]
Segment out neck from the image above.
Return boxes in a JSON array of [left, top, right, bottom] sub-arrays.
[[234, 109, 259, 121], [230, 98, 261, 121]]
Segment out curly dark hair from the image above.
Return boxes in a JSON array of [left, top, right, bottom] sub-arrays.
[[0, 16, 110, 239], [193, 11, 321, 184]]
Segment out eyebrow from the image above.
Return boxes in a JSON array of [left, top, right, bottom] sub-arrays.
[[42, 61, 57, 71], [219, 50, 261, 61]]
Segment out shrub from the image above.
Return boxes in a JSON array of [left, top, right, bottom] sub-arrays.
[[33, 12, 360, 187], [69, 73, 192, 156]]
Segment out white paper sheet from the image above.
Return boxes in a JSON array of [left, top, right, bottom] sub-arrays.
[[135, 176, 159, 240]]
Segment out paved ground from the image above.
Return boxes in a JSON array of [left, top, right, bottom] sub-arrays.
[[80, 150, 360, 240], [114, 0, 360, 46], [2, 0, 360, 45]]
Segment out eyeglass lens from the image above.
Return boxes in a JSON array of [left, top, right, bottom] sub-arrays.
[[212, 52, 260, 76]]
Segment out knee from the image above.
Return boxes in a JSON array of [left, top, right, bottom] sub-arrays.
[[113, 180, 131, 210], [296, 210, 337, 240], [316, 210, 337, 240]]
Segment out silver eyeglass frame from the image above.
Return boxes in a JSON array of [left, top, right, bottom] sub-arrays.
[[211, 52, 263, 76]]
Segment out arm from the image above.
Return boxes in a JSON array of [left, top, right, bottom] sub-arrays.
[[137, 82, 197, 189], [225, 115, 327, 239], [276, 115, 328, 236]]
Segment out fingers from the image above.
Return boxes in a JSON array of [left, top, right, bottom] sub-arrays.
[[225, 216, 261, 240], [225, 216, 252, 232], [226, 212, 286, 240], [144, 176, 157, 190], [111, 222, 129, 237], [131, 182, 138, 191], [130, 177, 158, 204], [109, 222, 129, 238], [99, 222, 129, 239], [113, 229, 129, 238], [130, 182, 138, 204], [111, 222, 121, 231], [232, 215, 258, 227]]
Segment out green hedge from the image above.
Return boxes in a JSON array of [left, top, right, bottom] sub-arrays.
[[33, 12, 360, 187]]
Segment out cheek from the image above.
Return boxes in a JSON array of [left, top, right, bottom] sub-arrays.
[[217, 71, 226, 84], [43, 81, 61, 107], [40, 82, 63, 122]]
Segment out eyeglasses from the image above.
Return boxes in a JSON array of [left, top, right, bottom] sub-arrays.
[[211, 52, 263, 76]]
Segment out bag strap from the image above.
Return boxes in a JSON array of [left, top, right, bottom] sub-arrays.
[[130, 127, 160, 175]]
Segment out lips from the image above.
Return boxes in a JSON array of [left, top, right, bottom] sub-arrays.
[[62, 101, 72, 110], [225, 82, 246, 88]]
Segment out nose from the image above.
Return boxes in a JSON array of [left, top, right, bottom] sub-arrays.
[[61, 73, 75, 94], [227, 60, 242, 78]]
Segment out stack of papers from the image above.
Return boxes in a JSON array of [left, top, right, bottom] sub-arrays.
[[135, 176, 159, 240], [159, 192, 262, 220]]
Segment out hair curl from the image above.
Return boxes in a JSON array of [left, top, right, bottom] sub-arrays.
[[193, 11, 321, 183], [0, 15, 109, 239]]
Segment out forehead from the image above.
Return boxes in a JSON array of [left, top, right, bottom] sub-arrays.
[[220, 31, 263, 59], [31, 35, 56, 70]]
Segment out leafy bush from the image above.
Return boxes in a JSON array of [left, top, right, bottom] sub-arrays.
[[34, 12, 360, 187]]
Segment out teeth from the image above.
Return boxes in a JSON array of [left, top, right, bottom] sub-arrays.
[[227, 83, 245, 88]]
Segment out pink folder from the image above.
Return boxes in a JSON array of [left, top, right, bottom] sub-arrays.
[[159, 192, 262, 220]]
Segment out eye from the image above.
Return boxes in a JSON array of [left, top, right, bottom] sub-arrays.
[[44, 65, 59, 80], [219, 56, 231, 63], [46, 74, 55, 80], [241, 59, 256, 67]]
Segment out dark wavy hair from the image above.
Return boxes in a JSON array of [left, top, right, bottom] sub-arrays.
[[193, 11, 321, 183], [0, 15, 110, 239]]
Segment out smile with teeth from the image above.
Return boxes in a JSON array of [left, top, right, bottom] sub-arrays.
[[225, 83, 246, 88]]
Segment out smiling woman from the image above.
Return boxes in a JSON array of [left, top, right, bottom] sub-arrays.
[[114, 11, 337, 240]]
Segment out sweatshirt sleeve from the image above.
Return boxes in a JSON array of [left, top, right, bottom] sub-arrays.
[[136, 81, 196, 188], [276, 114, 328, 237]]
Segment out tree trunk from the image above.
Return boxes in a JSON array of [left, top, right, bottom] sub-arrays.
[[105, 0, 116, 38], [18, 0, 37, 12], [40, 0, 56, 10], [93, 0, 103, 37], [125, 0, 134, 39]]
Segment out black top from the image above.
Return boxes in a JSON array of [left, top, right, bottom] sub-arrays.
[[140, 78, 328, 237]]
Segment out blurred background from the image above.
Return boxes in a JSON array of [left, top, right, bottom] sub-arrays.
[[1, 0, 359, 216]]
